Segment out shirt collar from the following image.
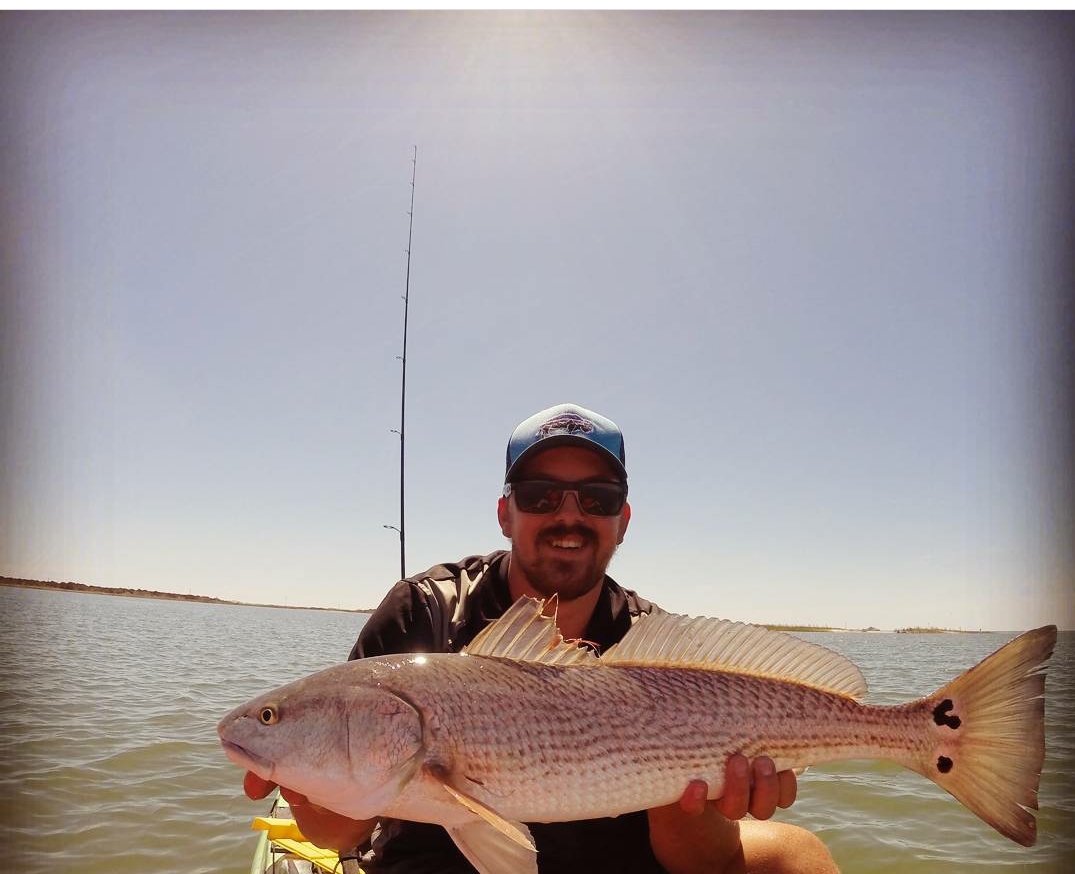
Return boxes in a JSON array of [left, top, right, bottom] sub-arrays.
[[482, 552, 633, 654]]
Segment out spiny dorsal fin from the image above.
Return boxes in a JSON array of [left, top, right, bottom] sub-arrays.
[[463, 595, 600, 666], [603, 612, 868, 699]]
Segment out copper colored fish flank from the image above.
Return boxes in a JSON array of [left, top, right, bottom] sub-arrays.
[[219, 594, 1056, 874]]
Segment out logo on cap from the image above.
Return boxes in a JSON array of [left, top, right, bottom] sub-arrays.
[[537, 413, 595, 439]]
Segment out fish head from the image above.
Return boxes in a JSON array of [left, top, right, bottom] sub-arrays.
[[218, 663, 425, 819]]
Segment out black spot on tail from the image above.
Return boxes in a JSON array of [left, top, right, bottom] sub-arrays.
[[932, 699, 962, 729], [937, 755, 953, 774]]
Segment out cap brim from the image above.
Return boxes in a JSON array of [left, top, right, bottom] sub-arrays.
[[505, 435, 628, 483]]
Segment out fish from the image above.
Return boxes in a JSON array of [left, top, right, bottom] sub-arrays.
[[218, 589, 1056, 874]]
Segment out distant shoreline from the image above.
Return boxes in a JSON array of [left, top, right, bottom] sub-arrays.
[[0, 576, 372, 614], [1, 577, 995, 632]]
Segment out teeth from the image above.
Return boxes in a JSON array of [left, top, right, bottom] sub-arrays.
[[551, 539, 583, 549]]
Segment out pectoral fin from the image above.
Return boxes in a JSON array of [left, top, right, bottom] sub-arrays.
[[437, 780, 537, 874], [438, 781, 534, 850], [449, 820, 538, 874]]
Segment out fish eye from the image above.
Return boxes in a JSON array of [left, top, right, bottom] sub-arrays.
[[258, 705, 279, 725]]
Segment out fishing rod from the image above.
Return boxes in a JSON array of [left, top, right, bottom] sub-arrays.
[[385, 146, 416, 580]]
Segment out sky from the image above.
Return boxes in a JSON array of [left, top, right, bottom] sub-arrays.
[[1, 11, 1072, 631]]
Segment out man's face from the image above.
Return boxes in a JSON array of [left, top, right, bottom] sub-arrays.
[[498, 445, 631, 603]]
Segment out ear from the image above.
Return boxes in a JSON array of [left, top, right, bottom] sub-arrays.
[[497, 495, 512, 538], [616, 502, 631, 545]]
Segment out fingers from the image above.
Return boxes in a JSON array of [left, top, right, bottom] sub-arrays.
[[242, 771, 313, 810], [777, 767, 797, 809], [714, 754, 751, 820], [714, 755, 798, 821], [243, 771, 277, 800], [747, 757, 779, 820], [676, 778, 710, 816]]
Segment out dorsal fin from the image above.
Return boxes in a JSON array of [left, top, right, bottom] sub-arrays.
[[603, 612, 868, 699], [464, 596, 599, 666]]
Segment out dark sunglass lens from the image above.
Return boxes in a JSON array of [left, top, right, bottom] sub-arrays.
[[578, 484, 625, 516], [511, 481, 624, 515], [514, 481, 563, 513]]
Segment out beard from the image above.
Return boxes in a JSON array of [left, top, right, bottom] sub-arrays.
[[511, 525, 618, 603]]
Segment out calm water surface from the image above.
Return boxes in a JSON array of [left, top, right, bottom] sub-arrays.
[[2, 587, 1072, 872]]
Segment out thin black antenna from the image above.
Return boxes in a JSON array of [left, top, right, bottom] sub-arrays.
[[385, 146, 416, 580]]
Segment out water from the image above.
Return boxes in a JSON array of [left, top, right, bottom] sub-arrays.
[[2, 586, 1072, 873]]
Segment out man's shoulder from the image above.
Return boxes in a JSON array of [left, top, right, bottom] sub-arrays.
[[405, 550, 507, 587], [622, 586, 662, 617], [606, 576, 663, 619], [349, 551, 507, 660]]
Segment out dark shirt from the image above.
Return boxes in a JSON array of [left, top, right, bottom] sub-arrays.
[[349, 550, 666, 874]]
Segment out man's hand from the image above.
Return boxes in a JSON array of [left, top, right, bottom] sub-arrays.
[[647, 754, 797, 874], [243, 772, 377, 852], [710, 753, 797, 820]]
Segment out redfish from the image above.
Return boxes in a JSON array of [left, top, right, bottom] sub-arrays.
[[218, 592, 1055, 874]]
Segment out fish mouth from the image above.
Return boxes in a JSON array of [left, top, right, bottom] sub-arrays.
[[220, 739, 274, 777]]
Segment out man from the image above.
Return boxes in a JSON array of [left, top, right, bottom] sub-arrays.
[[245, 403, 839, 874]]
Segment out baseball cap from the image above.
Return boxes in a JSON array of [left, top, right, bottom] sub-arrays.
[[504, 403, 627, 483]]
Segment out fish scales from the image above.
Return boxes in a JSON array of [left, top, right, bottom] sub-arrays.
[[219, 596, 1056, 872], [372, 656, 926, 823]]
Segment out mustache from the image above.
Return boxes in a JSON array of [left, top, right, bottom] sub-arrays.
[[540, 525, 596, 543]]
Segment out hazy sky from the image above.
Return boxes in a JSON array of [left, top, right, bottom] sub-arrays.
[[2, 11, 1072, 631]]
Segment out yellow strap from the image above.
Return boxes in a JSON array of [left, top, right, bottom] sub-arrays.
[[252, 816, 308, 841], [271, 838, 341, 873], [251, 817, 344, 873]]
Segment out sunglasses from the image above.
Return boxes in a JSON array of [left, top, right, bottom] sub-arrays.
[[503, 479, 628, 517]]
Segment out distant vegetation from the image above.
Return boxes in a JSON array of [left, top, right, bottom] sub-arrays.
[[895, 626, 991, 634], [765, 624, 885, 633], [763, 623, 838, 633], [0, 576, 370, 613], [1, 576, 242, 604]]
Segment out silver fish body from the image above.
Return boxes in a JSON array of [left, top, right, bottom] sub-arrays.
[[219, 596, 1055, 873], [346, 654, 920, 823]]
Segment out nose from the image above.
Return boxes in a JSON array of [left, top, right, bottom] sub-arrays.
[[552, 488, 586, 520]]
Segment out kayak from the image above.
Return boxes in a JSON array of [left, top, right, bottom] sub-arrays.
[[249, 792, 363, 873]]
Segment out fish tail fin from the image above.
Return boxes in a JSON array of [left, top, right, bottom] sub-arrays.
[[911, 625, 1056, 846]]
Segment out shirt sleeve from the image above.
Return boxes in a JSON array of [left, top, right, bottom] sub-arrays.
[[348, 579, 436, 661]]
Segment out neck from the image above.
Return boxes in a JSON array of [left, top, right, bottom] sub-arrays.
[[505, 555, 603, 641]]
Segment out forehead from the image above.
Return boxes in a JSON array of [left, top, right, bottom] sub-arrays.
[[515, 445, 621, 481]]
